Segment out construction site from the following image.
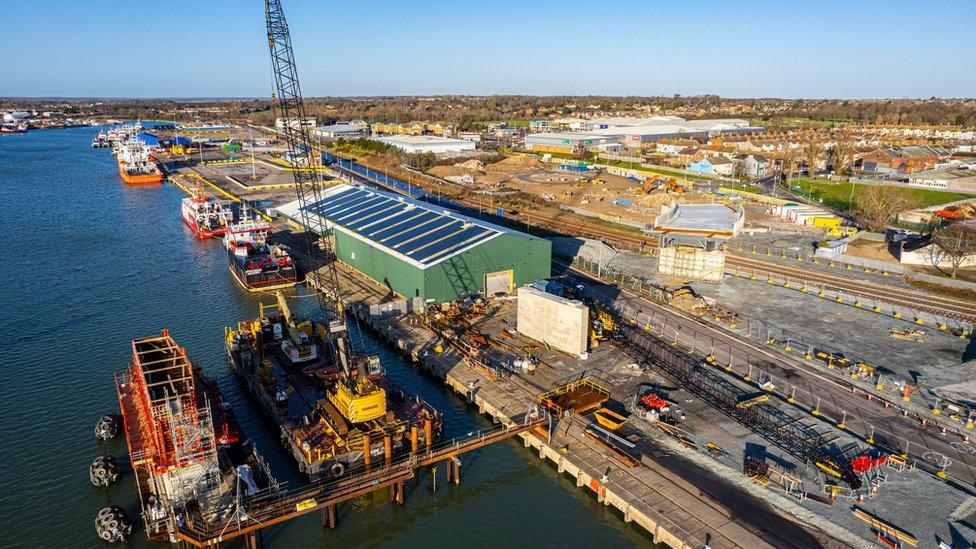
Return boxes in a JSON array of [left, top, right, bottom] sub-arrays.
[[82, 2, 976, 548], [140, 133, 976, 547]]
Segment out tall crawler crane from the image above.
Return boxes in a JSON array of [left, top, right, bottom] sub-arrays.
[[264, 0, 383, 415]]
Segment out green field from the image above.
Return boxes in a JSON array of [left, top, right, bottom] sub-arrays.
[[789, 178, 976, 210]]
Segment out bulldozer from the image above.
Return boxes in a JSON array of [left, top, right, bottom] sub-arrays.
[[664, 178, 686, 194]]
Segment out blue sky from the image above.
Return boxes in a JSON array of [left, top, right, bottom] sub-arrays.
[[3, 0, 974, 98]]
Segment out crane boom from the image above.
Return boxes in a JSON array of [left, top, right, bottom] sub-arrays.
[[265, 0, 354, 378]]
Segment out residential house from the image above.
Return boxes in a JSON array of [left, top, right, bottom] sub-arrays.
[[860, 146, 949, 175], [688, 156, 734, 176], [737, 154, 770, 178], [656, 138, 700, 155]]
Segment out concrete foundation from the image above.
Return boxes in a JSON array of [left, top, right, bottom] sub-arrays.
[[516, 285, 589, 355], [658, 246, 726, 282]]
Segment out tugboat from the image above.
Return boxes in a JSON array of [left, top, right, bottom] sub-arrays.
[[225, 292, 444, 478], [115, 136, 163, 185], [181, 185, 233, 238], [223, 210, 296, 292], [114, 330, 277, 543]]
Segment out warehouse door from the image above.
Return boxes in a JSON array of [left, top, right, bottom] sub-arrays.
[[484, 270, 512, 297]]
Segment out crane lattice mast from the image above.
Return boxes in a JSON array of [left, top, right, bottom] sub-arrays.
[[265, 0, 354, 377]]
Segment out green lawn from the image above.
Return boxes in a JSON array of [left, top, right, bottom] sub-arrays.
[[789, 178, 976, 210]]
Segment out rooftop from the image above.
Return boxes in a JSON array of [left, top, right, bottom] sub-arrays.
[[278, 183, 533, 269], [525, 131, 607, 142], [651, 202, 744, 238], [375, 135, 473, 146], [314, 124, 363, 133]]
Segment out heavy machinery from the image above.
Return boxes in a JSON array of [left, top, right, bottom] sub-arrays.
[[664, 178, 685, 194], [589, 307, 615, 347], [223, 1, 443, 480], [633, 176, 662, 196], [264, 0, 382, 418]]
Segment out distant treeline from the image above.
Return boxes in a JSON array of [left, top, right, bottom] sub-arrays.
[[3, 96, 973, 128]]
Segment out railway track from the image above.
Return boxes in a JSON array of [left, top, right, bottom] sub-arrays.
[[337, 159, 976, 325], [726, 254, 976, 323]]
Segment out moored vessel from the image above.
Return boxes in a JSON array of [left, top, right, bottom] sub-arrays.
[[223, 211, 296, 292], [181, 185, 233, 238], [115, 136, 163, 185], [115, 330, 278, 542], [225, 292, 444, 478]]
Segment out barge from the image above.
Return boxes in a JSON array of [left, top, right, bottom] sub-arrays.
[[225, 292, 444, 478], [223, 211, 296, 292], [115, 330, 278, 543]]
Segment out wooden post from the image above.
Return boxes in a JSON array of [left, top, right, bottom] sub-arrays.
[[322, 504, 336, 529], [363, 434, 371, 472], [451, 457, 461, 485], [396, 480, 404, 504]]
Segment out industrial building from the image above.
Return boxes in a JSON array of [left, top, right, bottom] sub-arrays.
[[375, 135, 476, 155], [313, 124, 366, 140], [277, 184, 551, 302], [525, 117, 763, 153], [275, 116, 317, 130], [523, 132, 617, 154]]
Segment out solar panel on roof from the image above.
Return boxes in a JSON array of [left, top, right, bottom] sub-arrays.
[[357, 207, 418, 237], [372, 211, 441, 242], [384, 216, 454, 248], [345, 202, 405, 231], [420, 226, 495, 264], [399, 221, 466, 255], [299, 185, 509, 267], [320, 192, 378, 218], [331, 196, 389, 223], [311, 189, 367, 215]]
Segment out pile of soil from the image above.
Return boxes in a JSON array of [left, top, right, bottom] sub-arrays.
[[486, 154, 546, 173], [429, 165, 479, 178], [455, 159, 486, 171]]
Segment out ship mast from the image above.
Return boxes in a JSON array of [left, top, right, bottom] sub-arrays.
[[264, 0, 357, 380]]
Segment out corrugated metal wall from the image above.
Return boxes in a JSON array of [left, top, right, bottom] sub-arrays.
[[334, 230, 552, 303], [333, 231, 425, 298], [423, 233, 552, 303]]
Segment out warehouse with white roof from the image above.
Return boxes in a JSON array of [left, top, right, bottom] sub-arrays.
[[277, 184, 551, 302]]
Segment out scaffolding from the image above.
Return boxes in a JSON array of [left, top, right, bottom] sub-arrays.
[[126, 330, 220, 508]]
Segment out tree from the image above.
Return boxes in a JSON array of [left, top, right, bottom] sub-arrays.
[[852, 184, 922, 231], [831, 130, 855, 175], [780, 146, 799, 190], [802, 137, 824, 178], [930, 224, 976, 279]]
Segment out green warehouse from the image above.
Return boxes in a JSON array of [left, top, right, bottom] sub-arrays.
[[279, 184, 551, 303]]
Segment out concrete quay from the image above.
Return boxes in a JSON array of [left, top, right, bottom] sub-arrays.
[[302, 261, 848, 549]]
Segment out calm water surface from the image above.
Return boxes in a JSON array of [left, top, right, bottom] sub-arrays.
[[0, 127, 647, 548]]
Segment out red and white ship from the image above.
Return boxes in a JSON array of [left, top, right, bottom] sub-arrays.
[[181, 185, 233, 238], [223, 210, 296, 292]]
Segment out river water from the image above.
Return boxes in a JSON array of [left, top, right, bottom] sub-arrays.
[[0, 127, 647, 548]]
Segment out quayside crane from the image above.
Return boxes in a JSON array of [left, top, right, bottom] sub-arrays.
[[264, 0, 384, 421]]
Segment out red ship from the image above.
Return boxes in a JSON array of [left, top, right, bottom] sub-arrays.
[[181, 185, 233, 238]]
